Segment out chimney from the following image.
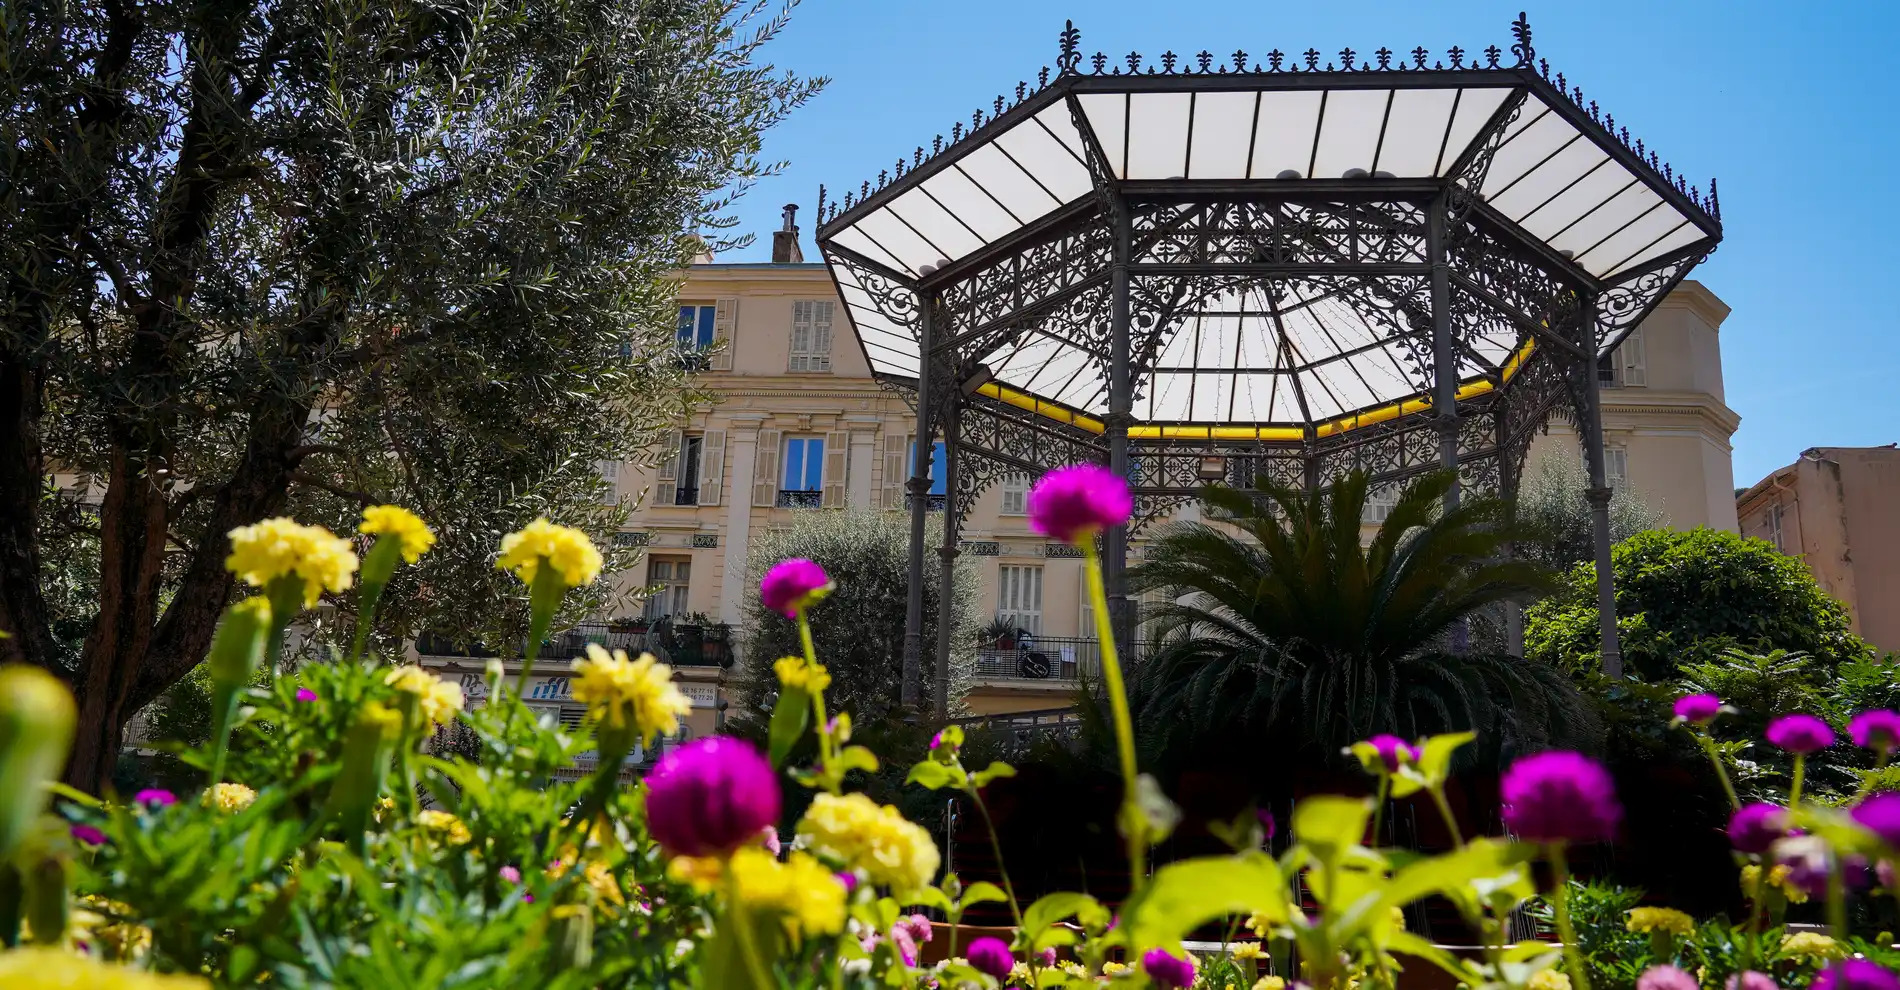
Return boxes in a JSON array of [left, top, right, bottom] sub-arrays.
[[771, 203, 804, 264]]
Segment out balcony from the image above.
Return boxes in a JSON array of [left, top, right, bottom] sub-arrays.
[[776, 489, 822, 509], [905, 493, 947, 512], [972, 635, 1144, 682], [416, 619, 732, 667], [673, 486, 698, 505]]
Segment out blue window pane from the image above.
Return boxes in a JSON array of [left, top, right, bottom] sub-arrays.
[[783, 440, 805, 489], [697, 307, 716, 348], [804, 440, 824, 490], [931, 442, 947, 495], [677, 307, 695, 346]]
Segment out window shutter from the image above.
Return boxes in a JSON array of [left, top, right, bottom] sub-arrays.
[[1620, 327, 1647, 386], [789, 301, 812, 372], [653, 431, 683, 506], [821, 432, 848, 508], [812, 301, 833, 373], [882, 433, 908, 509], [752, 429, 781, 507], [710, 298, 737, 371], [697, 430, 726, 506], [596, 460, 620, 505]]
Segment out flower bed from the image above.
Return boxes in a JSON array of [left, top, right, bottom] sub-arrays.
[[0, 471, 1897, 988]]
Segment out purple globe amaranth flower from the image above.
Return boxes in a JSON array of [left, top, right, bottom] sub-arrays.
[[295, 687, 318, 702], [70, 824, 106, 846], [1142, 948, 1198, 990], [1766, 713, 1835, 754], [1854, 793, 1900, 847], [1038, 947, 1058, 967], [498, 865, 521, 883], [132, 788, 176, 808], [1258, 808, 1277, 843], [1367, 734, 1420, 772], [1814, 961, 1900, 990], [1774, 834, 1832, 899], [1025, 465, 1133, 545], [966, 936, 1014, 980], [1672, 693, 1723, 726], [757, 825, 782, 856], [1637, 966, 1699, 990], [1727, 973, 1779, 990], [1500, 751, 1622, 844], [759, 558, 832, 618], [836, 871, 859, 895], [1728, 802, 1789, 854], [642, 736, 781, 858], [1851, 710, 1900, 752]]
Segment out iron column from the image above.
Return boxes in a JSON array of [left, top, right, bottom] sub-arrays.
[[901, 290, 936, 711], [1428, 195, 1461, 508], [933, 402, 961, 717], [1579, 295, 1624, 679], [1104, 192, 1134, 657]]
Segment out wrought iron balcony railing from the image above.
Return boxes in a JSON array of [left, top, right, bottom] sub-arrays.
[[904, 493, 947, 512], [775, 489, 823, 509], [971, 635, 1147, 682]]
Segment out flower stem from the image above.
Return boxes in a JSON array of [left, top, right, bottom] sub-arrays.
[[206, 687, 240, 788], [1696, 734, 1740, 811], [1827, 853, 1848, 941], [1742, 860, 1764, 973], [1790, 754, 1807, 808], [1370, 775, 1390, 848], [724, 866, 775, 990], [1427, 784, 1465, 850], [1547, 843, 1592, 990], [349, 579, 387, 668], [1081, 543, 1145, 900]]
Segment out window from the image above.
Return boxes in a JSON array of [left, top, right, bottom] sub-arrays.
[[677, 305, 716, 351], [643, 558, 691, 620], [1000, 473, 1030, 515], [997, 565, 1043, 635], [1618, 327, 1647, 387], [676, 435, 704, 504], [596, 460, 622, 505], [778, 436, 825, 508], [789, 300, 834, 372], [1604, 445, 1628, 490], [1596, 353, 1620, 387], [1766, 502, 1786, 552], [1362, 485, 1399, 524]]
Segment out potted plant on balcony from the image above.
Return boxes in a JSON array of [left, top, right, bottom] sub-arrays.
[[607, 614, 649, 636], [979, 616, 1017, 652], [700, 621, 733, 667]]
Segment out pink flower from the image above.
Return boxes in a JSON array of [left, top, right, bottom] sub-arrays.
[[1258, 808, 1277, 843], [133, 788, 176, 808], [760, 558, 832, 618], [895, 913, 932, 944], [836, 871, 859, 895], [1727, 973, 1778, 990], [758, 825, 782, 856], [1026, 466, 1132, 545], [523, 893, 534, 903], [1366, 734, 1419, 772], [1038, 947, 1057, 967], [1853, 793, 1900, 847], [891, 926, 919, 966], [1766, 714, 1834, 754], [642, 737, 780, 858], [498, 865, 521, 883], [1672, 693, 1723, 725], [1814, 961, 1900, 990], [1142, 948, 1197, 989], [70, 824, 107, 847], [1728, 803, 1788, 854], [1851, 710, 1900, 752], [966, 937, 1013, 979], [295, 687, 318, 702], [1500, 751, 1621, 844], [1638, 965, 1699, 990]]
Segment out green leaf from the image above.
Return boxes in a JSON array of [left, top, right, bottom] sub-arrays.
[[960, 881, 1009, 907], [905, 760, 964, 791], [904, 886, 952, 912], [767, 687, 811, 769], [1118, 853, 1288, 952], [1387, 931, 1479, 982], [1023, 892, 1103, 937], [971, 761, 1016, 790], [834, 745, 880, 774], [1391, 731, 1472, 798], [1292, 794, 1371, 859], [1031, 925, 1079, 950], [937, 961, 998, 989]]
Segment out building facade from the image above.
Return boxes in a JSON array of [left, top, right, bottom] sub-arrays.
[[417, 222, 1742, 734], [1737, 446, 1900, 654]]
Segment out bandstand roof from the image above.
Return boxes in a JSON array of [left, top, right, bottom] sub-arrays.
[[817, 16, 1722, 429]]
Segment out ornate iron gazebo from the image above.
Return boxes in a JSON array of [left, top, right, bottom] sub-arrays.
[[814, 15, 1722, 713]]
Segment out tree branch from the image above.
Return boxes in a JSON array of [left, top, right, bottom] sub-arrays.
[[290, 471, 378, 506]]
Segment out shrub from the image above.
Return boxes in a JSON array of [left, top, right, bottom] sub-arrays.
[[1526, 528, 1869, 682]]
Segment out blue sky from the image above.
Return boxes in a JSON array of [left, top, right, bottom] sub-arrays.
[[725, 0, 1900, 487]]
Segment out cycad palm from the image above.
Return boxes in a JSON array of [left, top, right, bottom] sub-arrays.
[[1130, 469, 1596, 766]]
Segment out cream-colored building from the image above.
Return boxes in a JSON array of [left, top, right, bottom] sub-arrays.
[[416, 217, 1742, 728], [1737, 446, 1900, 654]]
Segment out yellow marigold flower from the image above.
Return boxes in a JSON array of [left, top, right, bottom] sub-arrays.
[[496, 517, 602, 588], [372, 795, 396, 824], [1626, 907, 1695, 936], [727, 847, 846, 939], [773, 655, 831, 694], [1007, 963, 1031, 983], [415, 809, 471, 845], [1061, 961, 1088, 977], [571, 645, 691, 744], [795, 792, 940, 895], [359, 505, 436, 563], [1780, 931, 1845, 960], [1245, 911, 1276, 937], [1231, 942, 1264, 961], [74, 896, 151, 963], [205, 782, 256, 813], [1104, 961, 1130, 975], [667, 854, 724, 890], [0, 948, 208, 989], [225, 518, 358, 606], [1528, 970, 1572, 990], [383, 665, 465, 726], [584, 859, 625, 909], [1742, 864, 1810, 904]]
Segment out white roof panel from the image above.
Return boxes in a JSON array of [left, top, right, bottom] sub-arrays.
[[1249, 90, 1323, 178], [1375, 88, 1460, 176], [1187, 91, 1259, 178], [1311, 89, 1390, 179]]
